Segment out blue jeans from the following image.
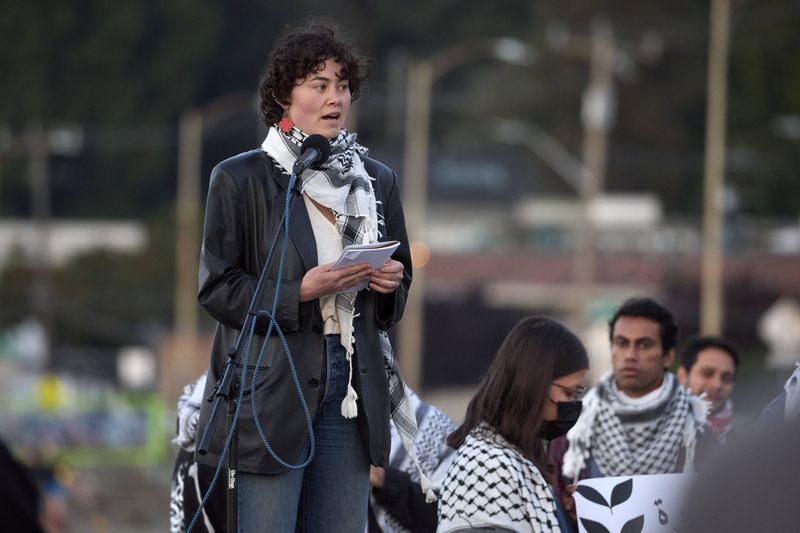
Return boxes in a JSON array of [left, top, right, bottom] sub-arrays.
[[238, 335, 370, 532]]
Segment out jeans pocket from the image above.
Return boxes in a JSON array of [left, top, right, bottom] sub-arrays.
[[322, 337, 349, 404]]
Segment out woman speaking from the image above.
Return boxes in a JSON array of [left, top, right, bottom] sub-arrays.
[[194, 22, 411, 532]]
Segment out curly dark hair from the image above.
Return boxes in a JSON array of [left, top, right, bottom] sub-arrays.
[[609, 297, 679, 354], [679, 335, 740, 372], [258, 22, 368, 127]]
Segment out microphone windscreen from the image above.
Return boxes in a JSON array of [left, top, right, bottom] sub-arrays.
[[300, 134, 331, 163]]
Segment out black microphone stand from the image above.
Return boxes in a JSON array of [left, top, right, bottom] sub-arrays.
[[197, 170, 304, 533]]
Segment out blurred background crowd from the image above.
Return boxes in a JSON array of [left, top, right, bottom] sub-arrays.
[[1, 0, 799, 531]]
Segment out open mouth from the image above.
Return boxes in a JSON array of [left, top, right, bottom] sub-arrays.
[[322, 112, 340, 121]]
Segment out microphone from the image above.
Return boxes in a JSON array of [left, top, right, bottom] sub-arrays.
[[292, 134, 331, 175]]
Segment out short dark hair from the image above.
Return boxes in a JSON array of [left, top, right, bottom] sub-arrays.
[[609, 297, 678, 353], [679, 335, 740, 372], [447, 317, 589, 471], [258, 21, 368, 127]]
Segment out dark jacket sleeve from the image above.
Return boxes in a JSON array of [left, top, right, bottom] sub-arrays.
[[0, 438, 44, 533], [372, 467, 438, 533], [197, 163, 302, 334], [688, 426, 721, 471], [374, 168, 412, 329], [757, 393, 787, 426]]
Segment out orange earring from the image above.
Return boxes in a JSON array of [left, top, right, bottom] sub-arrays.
[[278, 109, 293, 133]]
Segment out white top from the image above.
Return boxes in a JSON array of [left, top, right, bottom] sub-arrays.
[[303, 193, 343, 335], [612, 376, 667, 407]]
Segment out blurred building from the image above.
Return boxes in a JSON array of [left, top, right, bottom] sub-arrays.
[[390, 150, 800, 389], [0, 220, 147, 270]]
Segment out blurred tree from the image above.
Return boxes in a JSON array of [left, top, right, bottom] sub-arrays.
[[0, 0, 220, 124], [727, 0, 800, 216], [1, 0, 799, 359], [2, 0, 799, 218], [0, 214, 174, 348], [0, 0, 221, 217], [418, 0, 800, 216]]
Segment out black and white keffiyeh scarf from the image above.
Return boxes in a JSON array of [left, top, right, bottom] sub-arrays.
[[262, 127, 436, 501], [171, 373, 215, 533], [173, 373, 208, 452], [372, 385, 456, 532], [380, 330, 438, 503], [438, 424, 560, 533], [562, 372, 707, 480], [262, 126, 379, 419]]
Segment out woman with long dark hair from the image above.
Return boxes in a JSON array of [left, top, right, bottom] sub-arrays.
[[438, 317, 588, 533]]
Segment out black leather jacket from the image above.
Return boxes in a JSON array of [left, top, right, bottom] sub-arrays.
[[194, 149, 412, 474]]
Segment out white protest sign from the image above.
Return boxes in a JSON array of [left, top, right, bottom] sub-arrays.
[[574, 473, 695, 533]]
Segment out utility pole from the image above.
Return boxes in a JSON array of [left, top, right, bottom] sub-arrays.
[[398, 39, 537, 392], [168, 109, 203, 404], [398, 61, 433, 393], [26, 121, 53, 370], [547, 17, 662, 320], [576, 17, 615, 307], [701, 0, 731, 335], [168, 92, 257, 404]]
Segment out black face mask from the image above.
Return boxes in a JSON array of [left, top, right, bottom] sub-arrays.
[[542, 400, 583, 441]]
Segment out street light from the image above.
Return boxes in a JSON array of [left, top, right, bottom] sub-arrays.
[[169, 91, 259, 405], [701, 0, 732, 335], [398, 38, 537, 391], [489, 118, 600, 322], [489, 118, 587, 193], [543, 17, 662, 322]]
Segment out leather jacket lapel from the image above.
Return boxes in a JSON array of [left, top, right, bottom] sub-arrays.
[[288, 192, 317, 272], [270, 166, 317, 272]]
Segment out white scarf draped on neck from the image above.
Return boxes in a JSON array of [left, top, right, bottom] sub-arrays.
[[262, 126, 436, 501], [262, 125, 380, 419]]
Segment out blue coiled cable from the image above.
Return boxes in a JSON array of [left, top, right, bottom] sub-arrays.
[[185, 171, 315, 533]]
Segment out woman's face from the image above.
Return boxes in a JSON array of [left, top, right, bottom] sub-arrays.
[[542, 368, 587, 421], [285, 59, 351, 139]]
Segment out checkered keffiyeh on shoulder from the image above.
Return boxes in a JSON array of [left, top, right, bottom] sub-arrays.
[[562, 372, 708, 480], [262, 127, 434, 501], [262, 126, 379, 420], [173, 373, 208, 452], [438, 424, 560, 533], [372, 385, 456, 533], [380, 330, 438, 503]]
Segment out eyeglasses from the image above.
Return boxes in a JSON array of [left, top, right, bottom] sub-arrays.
[[551, 382, 587, 401]]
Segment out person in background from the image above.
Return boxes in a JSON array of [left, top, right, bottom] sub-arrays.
[[369, 387, 456, 533], [438, 316, 589, 533], [170, 373, 223, 533], [551, 298, 715, 523], [677, 335, 740, 442], [681, 421, 799, 533], [757, 363, 800, 426]]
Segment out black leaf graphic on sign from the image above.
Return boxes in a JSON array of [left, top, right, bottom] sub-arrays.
[[610, 478, 634, 510], [580, 517, 611, 533], [620, 514, 644, 533], [575, 485, 610, 508]]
